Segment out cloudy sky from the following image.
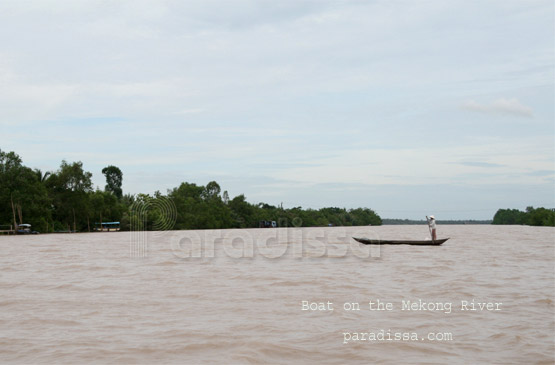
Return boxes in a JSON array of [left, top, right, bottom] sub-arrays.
[[1, 0, 553, 219]]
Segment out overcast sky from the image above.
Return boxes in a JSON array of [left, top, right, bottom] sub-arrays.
[[1, 0, 553, 219]]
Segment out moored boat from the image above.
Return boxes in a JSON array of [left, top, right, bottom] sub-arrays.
[[353, 237, 449, 245], [16, 224, 39, 234]]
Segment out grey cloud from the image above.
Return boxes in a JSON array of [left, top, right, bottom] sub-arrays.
[[527, 170, 554, 176], [457, 161, 505, 168], [461, 98, 533, 117]]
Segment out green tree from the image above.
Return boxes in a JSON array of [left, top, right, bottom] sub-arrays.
[[168, 181, 233, 230], [526, 207, 555, 227], [202, 181, 221, 200], [46, 160, 93, 231], [34, 169, 51, 183], [492, 207, 554, 226], [102, 165, 123, 199], [229, 194, 255, 228], [349, 208, 382, 226], [0, 149, 51, 232], [492, 208, 526, 225]]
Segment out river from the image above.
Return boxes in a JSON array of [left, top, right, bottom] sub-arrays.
[[1, 225, 553, 364]]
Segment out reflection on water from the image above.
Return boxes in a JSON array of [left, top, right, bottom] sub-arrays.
[[0, 225, 553, 363]]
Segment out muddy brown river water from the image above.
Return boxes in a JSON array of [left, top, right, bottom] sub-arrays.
[[1, 225, 553, 364]]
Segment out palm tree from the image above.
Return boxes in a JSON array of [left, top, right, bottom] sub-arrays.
[[34, 169, 51, 183]]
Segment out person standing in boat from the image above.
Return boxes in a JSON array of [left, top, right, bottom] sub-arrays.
[[428, 215, 437, 241]]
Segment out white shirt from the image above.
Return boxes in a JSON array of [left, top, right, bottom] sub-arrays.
[[429, 219, 436, 229]]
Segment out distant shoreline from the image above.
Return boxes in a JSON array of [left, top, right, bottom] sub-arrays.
[[382, 219, 492, 225]]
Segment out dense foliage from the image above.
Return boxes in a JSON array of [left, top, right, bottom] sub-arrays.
[[5, 148, 554, 232], [0, 148, 382, 232], [492, 207, 555, 226], [0, 150, 51, 232], [124, 183, 382, 230], [0, 149, 126, 232]]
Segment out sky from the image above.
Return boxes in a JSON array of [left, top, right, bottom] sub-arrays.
[[0, 0, 553, 220]]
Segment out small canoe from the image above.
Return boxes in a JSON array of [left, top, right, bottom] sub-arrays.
[[353, 237, 449, 246]]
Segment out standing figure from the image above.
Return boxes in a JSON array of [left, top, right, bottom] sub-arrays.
[[428, 215, 437, 241]]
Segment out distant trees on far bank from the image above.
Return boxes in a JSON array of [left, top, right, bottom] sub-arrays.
[[0, 149, 126, 233], [6, 148, 552, 230], [382, 219, 492, 225], [134, 182, 382, 230], [492, 207, 555, 226], [0, 148, 381, 232]]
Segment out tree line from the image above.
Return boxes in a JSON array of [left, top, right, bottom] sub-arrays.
[[492, 207, 555, 226], [382, 219, 492, 225], [0, 148, 382, 232], [4, 148, 551, 231]]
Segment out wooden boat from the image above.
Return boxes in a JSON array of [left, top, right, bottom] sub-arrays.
[[353, 237, 449, 246]]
